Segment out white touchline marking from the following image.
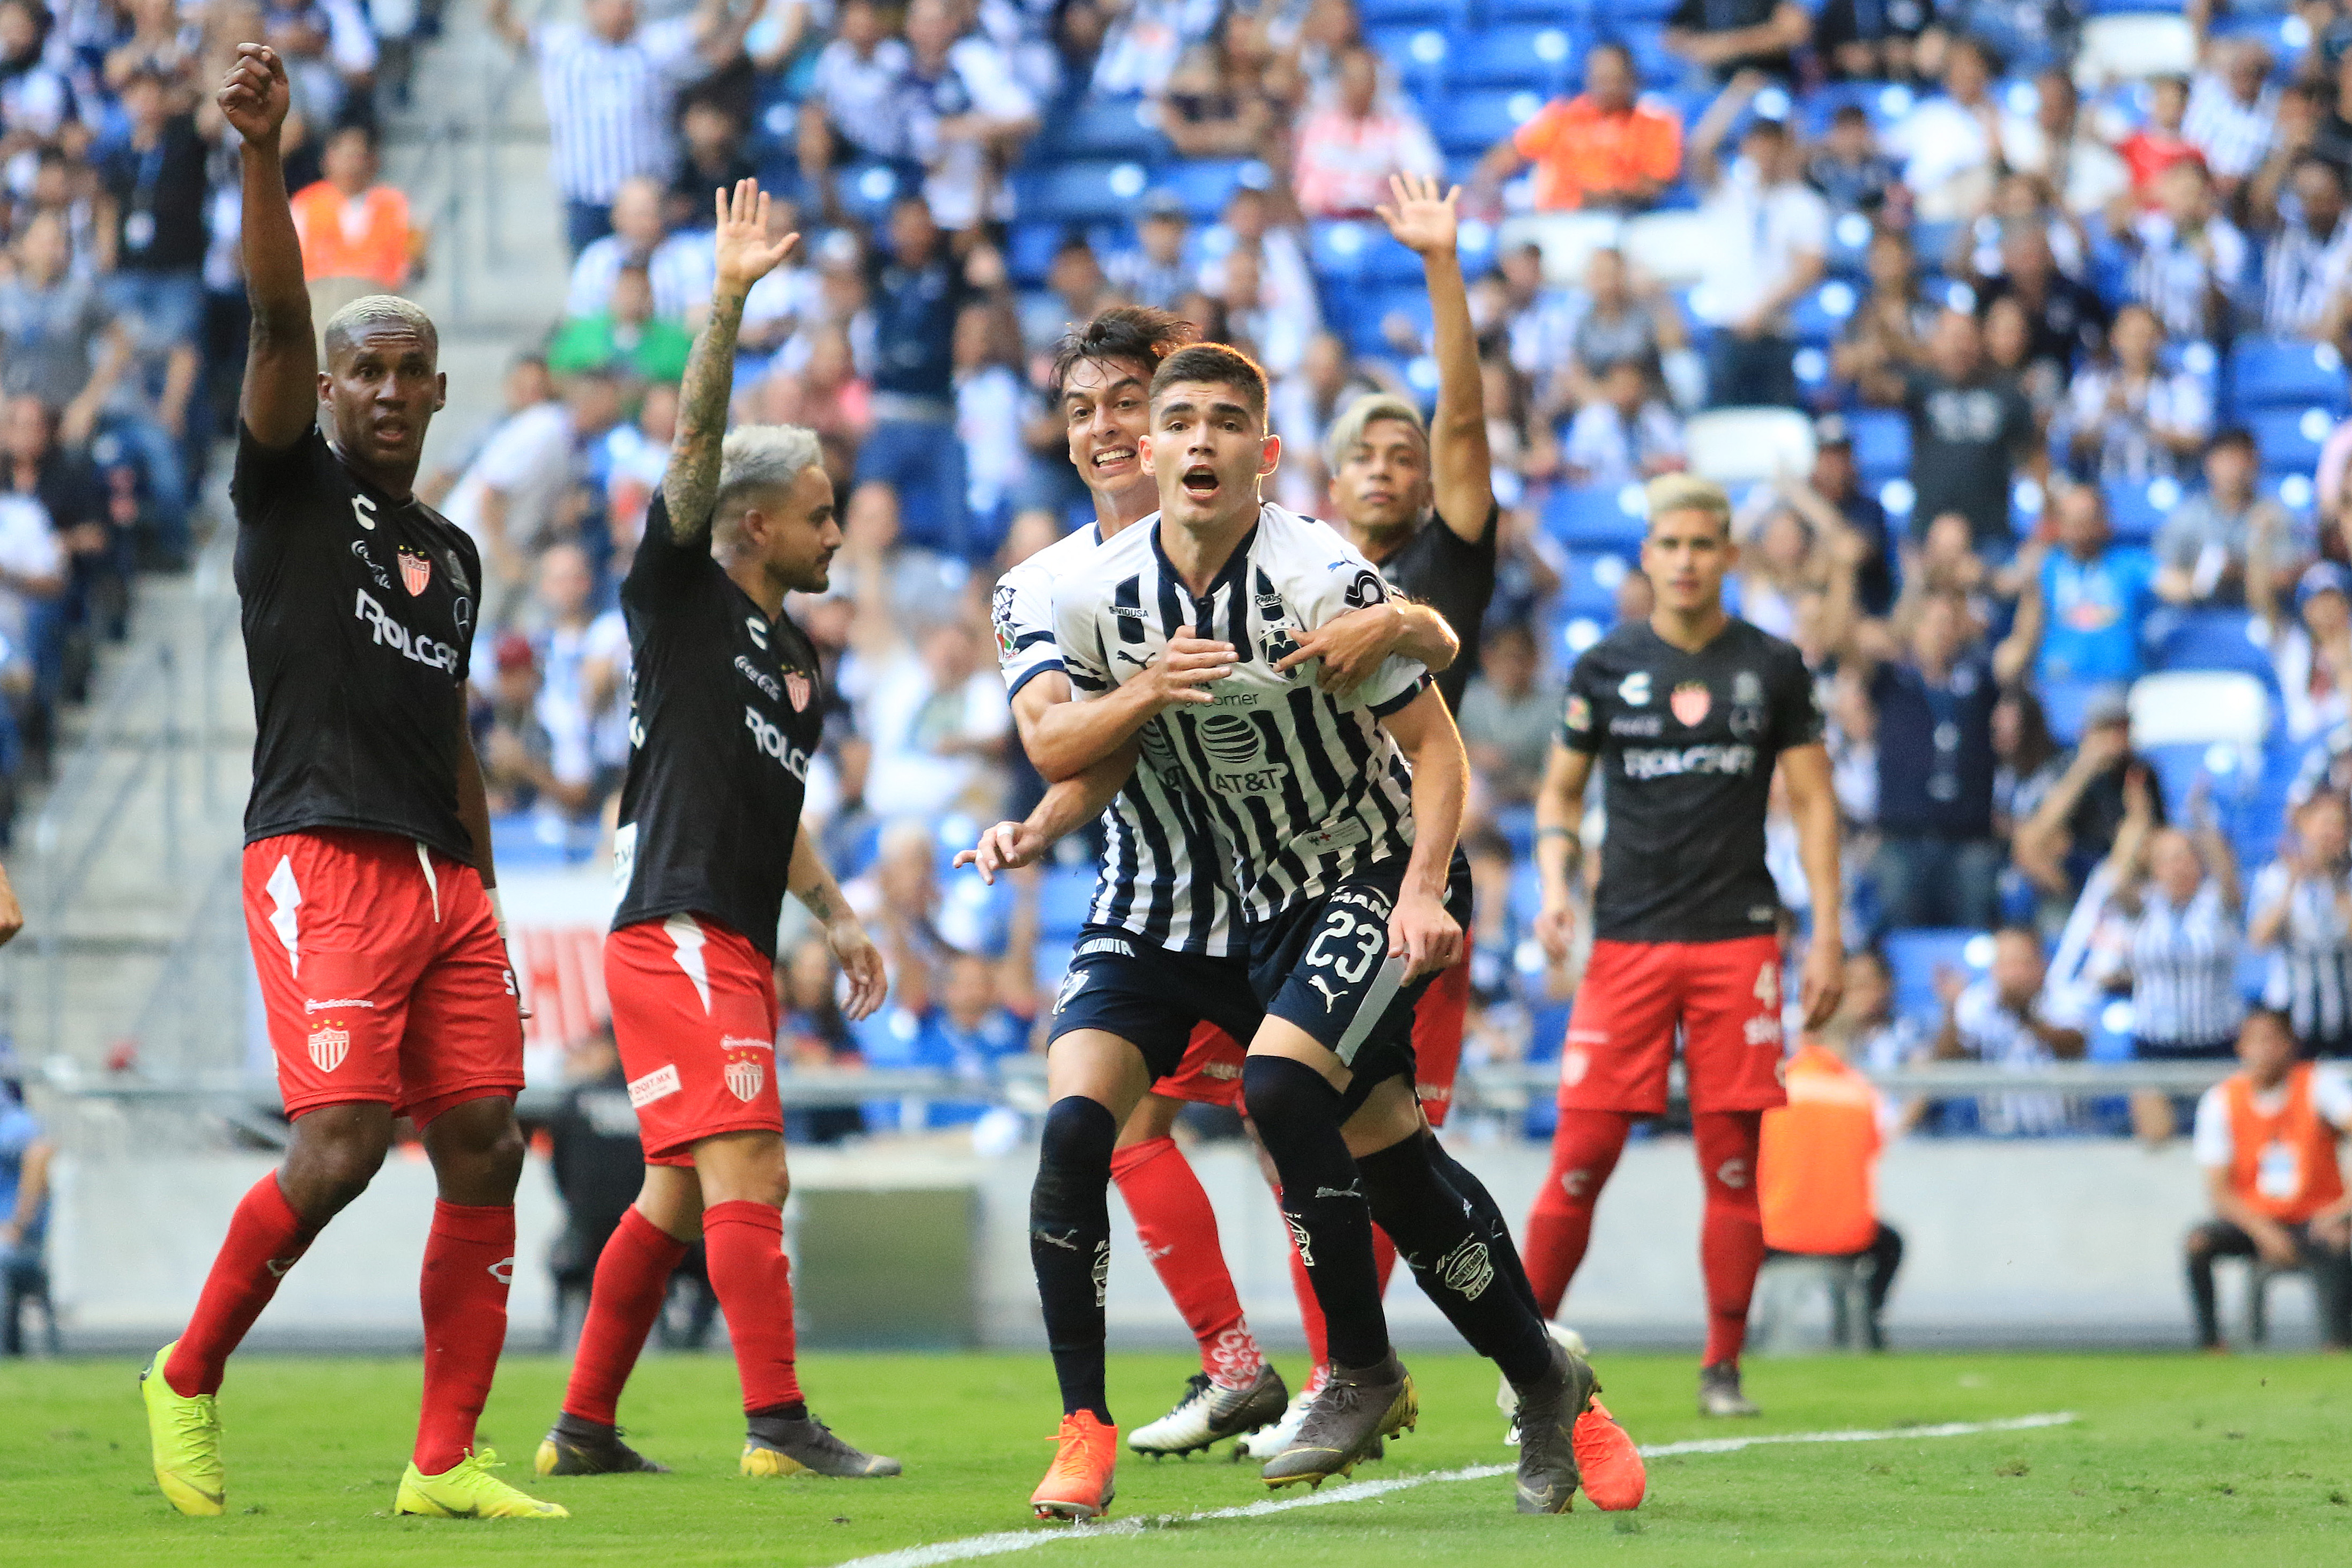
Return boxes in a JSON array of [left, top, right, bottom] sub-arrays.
[[829, 1411, 2079, 1568]]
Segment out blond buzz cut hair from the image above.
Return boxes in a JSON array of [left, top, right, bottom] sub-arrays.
[[1644, 472, 1732, 537], [1323, 391, 1427, 474]]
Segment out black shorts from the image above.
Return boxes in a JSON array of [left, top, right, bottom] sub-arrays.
[[1045, 925, 1262, 1082], [1248, 851, 1474, 1114]]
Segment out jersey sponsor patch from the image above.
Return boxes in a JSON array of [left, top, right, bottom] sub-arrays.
[[1297, 818, 1371, 855], [628, 1063, 682, 1108], [1564, 693, 1592, 733], [991, 579, 1018, 657], [1076, 936, 1135, 958], [1622, 742, 1758, 779], [353, 588, 461, 673]]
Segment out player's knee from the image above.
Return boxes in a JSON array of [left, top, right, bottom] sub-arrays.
[[1038, 1095, 1117, 1176], [1241, 1054, 1338, 1139]]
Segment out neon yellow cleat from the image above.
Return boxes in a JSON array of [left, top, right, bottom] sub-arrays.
[[141, 1342, 225, 1517], [394, 1448, 570, 1518]]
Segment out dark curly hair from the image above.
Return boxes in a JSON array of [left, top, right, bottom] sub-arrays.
[[1048, 304, 1197, 403]]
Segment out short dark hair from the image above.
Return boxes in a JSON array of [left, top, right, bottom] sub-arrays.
[[2209, 426, 2257, 456], [2243, 1005, 2296, 1036], [1587, 39, 1633, 69], [1049, 306, 1196, 403], [1148, 341, 1269, 426]]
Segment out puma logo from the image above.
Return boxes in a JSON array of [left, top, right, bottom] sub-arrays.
[[1314, 1182, 1363, 1200], [1034, 1228, 1082, 1251], [1115, 649, 1147, 667], [1308, 975, 1341, 1010]]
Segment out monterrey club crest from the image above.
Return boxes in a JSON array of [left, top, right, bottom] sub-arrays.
[[397, 549, 432, 596], [784, 670, 811, 712], [724, 1056, 766, 1102], [1670, 680, 1712, 727], [307, 1022, 350, 1073]]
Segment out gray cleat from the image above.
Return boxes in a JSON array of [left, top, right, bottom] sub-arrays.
[[1510, 1336, 1600, 1514], [1258, 1352, 1416, 1489], [1698, 1362, 1761, 1418], [533, 1414, 671, 1476], [1129, 1364, 1292, 1456], [743, 1413, 903, 1477]]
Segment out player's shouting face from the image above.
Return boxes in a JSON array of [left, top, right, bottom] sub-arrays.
[[1641, 504, 1735, 618], [1062, 356, 1152, 503], [1144, 377, 1279, 531], [321, 320, 444, 477]]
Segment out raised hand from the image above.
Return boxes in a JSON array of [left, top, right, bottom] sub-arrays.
[[712, 178, 799, 295], [1375, 172, 1460, 257], [217, 42, 292, 147]]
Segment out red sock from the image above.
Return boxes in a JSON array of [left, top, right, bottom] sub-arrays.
[[703, 1200, 804, 1414], [561, 1207, 689, 1425], [1695, 1110, 1767, 1370], [1523, 1109, 1634, 1318], [1279, 1186, 1328, 1371], [1112, 1136, 1264, 1386], [414, 1201, 516, 1474], [1372, 1225, 1398, 1297], [165, 1172, 317, 1397]]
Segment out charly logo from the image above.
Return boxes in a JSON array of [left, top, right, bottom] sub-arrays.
[[306, 1021, 349, 1073], [745, 616, 770, 651], [1435, 1237, 1495, 1300], [1619, 670, 1651, 706], [350, 493, 377, 531]]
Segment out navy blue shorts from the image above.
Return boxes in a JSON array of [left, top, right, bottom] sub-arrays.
[[1248, 851, 1475, 1113], [1045, 926, 1262, 1083]]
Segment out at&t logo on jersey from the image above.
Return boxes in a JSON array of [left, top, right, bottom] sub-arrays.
[[353, 589, 458, 673], [743, 705, 813, 779], [1196, 711, 1289, 795]]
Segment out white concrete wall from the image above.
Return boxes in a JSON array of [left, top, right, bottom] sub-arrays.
[[49, 1135, 2314, 1351]]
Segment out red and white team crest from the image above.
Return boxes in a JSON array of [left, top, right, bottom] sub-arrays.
[[724, 1057, 766, 1102], [783, 671, 811, 712], [398, 549, 432, 596], [1670, 681, 1712, 727], [307, 1022, 350, 1073]]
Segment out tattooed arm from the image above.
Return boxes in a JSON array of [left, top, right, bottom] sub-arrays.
[[664, 178, 800, 544], [789, 819, 886, 1020]]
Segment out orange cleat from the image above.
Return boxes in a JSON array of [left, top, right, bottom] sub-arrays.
[[1031, 1412, 1117, 1520], [1572, 1398, 1646, 1511]]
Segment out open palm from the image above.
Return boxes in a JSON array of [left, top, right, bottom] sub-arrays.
[[1375, 172, 1459, 256], [712, 178, 799, 292]]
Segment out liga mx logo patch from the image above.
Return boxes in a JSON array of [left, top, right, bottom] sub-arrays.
[[307, 1022, 350, 1073], [397, 548, 432, 596], [784, 671, 811, 712], [724, 1057, 766, 1102]]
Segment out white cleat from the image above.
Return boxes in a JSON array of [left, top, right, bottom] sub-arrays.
[[1234, 1364, 1325, 1461], [1128, 1365, 1289, 1458], [1500, 1324, 1588, 1445]]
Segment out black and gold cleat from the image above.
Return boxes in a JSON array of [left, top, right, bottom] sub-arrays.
[[534, 1414, 671, 1476]]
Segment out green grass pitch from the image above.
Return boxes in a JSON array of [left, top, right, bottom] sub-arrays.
[[3, 1349, 2348, 1566]]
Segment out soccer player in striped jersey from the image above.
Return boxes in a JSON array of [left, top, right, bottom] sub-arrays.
[[978, 343, 1611, 1515], [986, 309, 1459, 1508]]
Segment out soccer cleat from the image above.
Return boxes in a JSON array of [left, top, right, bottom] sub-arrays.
[[1259, 1351, 1415, 1490], [141, 1342, 225, 1517], [1128, 1364, 1290, 1458], [1574, 1398, 1647, 1511], [1698, 1362, 1761, 1418], [395, 1448, 569, 1518], [1031, 1411, 1117, 1520], [534, 1413, 671, 1475], [1509, 1335, 1600, 1514], [1235, 1364, 1324, 1460], [1499, 1323, 1589, 1444], [742, 1412, 903, 1477]]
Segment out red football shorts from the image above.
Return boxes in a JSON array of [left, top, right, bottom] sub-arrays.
[[1412, 938, 1472, 1128], [1156, 1022, 1247, 1107], [244, 829, 524, 1126], [1556, 934, 1788, 1115], [605, 912, 781, 1166]]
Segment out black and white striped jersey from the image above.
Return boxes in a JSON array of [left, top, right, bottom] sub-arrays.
[[992, 522, 1244, 956], [1051, 502, 1431, 926]]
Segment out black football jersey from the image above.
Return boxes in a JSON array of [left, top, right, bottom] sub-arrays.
[[233, 425, 482, 863], [1560, 617, 1822, 943], [1375, 502, 1498, 713], [611, 492, 823, 959]]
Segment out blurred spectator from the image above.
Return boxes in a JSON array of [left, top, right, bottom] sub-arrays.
[[2089, 768, 2244, 1070], [903, 0, 1038, 235], [1457, 621, 1556, 806], [1865, 588, 2002, 931], [2013, 692, 2164, 903], [100, 67, 207, 341], [1933, 925, 2089, 1136], [1869, 309, 2037, 552], [2183, 1009, 2352, 1350], [1834, 230, 1935, 398], [797, 0, 914, 204], [0, 213, 124, 450], [1155, 19, 1278, 161], [1805, 103, 1904, 220], [1022, 236, 1115, 353], [2262, 157, 2352, 340], [289, 122, 423, 330], [2, 395, 117, 673], [1689, 79, 1828, 407], [565, 175, 711, 324], [848, 820, 951, 1012], [1980, 294, 2061, 435], [1561, 356, 1685, 488], [1194, 186, 1320, 372], [0, 1073, 50, 1356], [1090, 0, 1222, 98], [1269, 330, 1378, 511], [1469, 41, 1681, 215], [478, 631, 595, 820], [1973, 226, 2110, 388], [2127, 159, 2247, 344], [665, 94, 757, 233], [1814, 0, 1931, 81], [1548, 247, 1690, 421], [539, 1030, 647, 1347], [1758, 1029, 1904, 1349], [1993, 685, 2068, 845], [598, 381, 676, 566], [491, 0, 752, 254], [2183, 37, 2279, 207], [2271, 561, 2352, 744], [547, 262, 695, 382], [530, 541, 629, 808], [1291, 43, 1438, 219], [854, 617, 1011, 821], [1996, 485, 2155, 692], [2056, 304, 2209, 482], [2118, 75, 2202, 200], [778, 937, 866, 1145], [1103, 189, 1191, 310], [954, 300, 1032, 538], [0, 491, 65, 694], [1665, 0, 1811, 83], [910, 948, 1032, 1126], [422, 353, 553, 508], [1999, 68, 2130, 217], [2250, 790, 2352, 1058], [1771, 419, 1897, 615], [2155, 427, 2295, 607], [1885, 35, 2000, 221]]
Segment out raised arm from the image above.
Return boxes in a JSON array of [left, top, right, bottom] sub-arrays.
[[664, 179, 799, 543], [1379, 685, 1468, 980], [956, 739, 1141, 881], [217, 44, 315, 448], [1011, 627, 1235, 782], [1273, 598, 1458, 697], [1377, 174, 1491, 538]]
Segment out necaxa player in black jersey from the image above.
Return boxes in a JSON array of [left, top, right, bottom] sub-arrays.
[[143, 42, 565, 1522], [968, 343, 1633, 1515], [535, 181, 899, 1484], [1522, 473, 1846, 1421]]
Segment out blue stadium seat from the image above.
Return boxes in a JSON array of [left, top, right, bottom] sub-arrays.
[[1562, 548, 1634, 616], [1544, 484, 1649, 547], [2151, 610, 2276, 680], [1430, 88, 1540, 155], [1340, 285, 1436, 356], [1621, 28, 1682, 86], [1849, 408, 1910, 480], [1791, 278, 1861, 346], [2036, 676, 2111, 747], [1446, 25, 1579, 90], [1884, 928, 1993, 1023], [1039, 867, 1096, 938], [2102, 475, 2179, 544], [1309, 220, 1429, 287], [833, 161, 908, 225], [1028, 95, 1169, 164], [2246, 406, 2338, 473], [1161, 158, 1266, 219], [1006, 222, 1076, 287], [2231, 338, 2349, 414], [1361, 0, 1459, 24], [1012, 160, 1151, 225]]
